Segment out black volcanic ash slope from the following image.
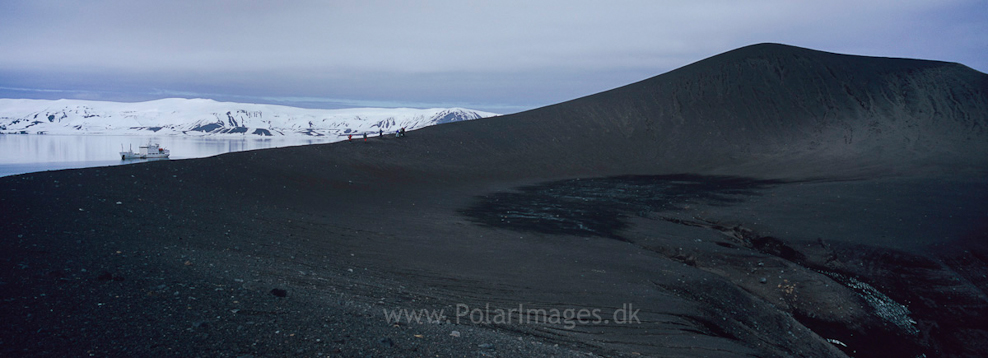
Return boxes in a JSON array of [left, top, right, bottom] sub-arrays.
[[193, 43, 988, 188], [2, 44, 988, 358], [394, 43, 988, 179]]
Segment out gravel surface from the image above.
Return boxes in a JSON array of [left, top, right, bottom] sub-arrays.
[[3, 43, 988, 357]]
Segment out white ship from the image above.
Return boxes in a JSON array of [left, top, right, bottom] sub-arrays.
[[120, 142, 170, 160]]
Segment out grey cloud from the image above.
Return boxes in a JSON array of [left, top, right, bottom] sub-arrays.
[[1, 0, 985, 113]]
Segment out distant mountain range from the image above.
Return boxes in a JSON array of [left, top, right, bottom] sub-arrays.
[[0, 98, 497, 137]]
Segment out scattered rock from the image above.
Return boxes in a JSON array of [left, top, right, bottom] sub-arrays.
[[270, 288, 288, 297], [478, 343, 495, 350], [450, 330, 461, 337], [759, 277, 768, 284], [378, 337, 394, 347]]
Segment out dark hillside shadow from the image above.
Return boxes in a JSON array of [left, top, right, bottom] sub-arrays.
[[460, 174, 786, 240]]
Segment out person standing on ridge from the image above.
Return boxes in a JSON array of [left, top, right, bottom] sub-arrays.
[[348, 134, 352, 142], [363, 133, 367, 142], [379, 129, 383, 137]]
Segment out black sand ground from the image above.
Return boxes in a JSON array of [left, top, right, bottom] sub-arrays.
[[3, 44, 988, 357]]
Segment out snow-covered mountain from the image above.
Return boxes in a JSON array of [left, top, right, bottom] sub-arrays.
[[0, 98, 497, 138]]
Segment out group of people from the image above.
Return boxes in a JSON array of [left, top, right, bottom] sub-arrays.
[[348, 127, 406, 142]]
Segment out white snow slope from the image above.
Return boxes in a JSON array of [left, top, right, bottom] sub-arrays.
[[0, 98, 498, 138]]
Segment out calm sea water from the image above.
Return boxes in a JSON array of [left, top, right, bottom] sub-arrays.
[[0, 134, 339, 177]]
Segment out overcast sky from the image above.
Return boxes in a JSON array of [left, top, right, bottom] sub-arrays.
[[1, 0, 985, 113]]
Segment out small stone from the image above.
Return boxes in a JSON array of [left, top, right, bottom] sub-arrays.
[[378, 337, 394, 347], [450, 330, 461, 337], [270, 288, 288, 297], [759, 277, 768, 284], [478, 343, 494, 350]]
